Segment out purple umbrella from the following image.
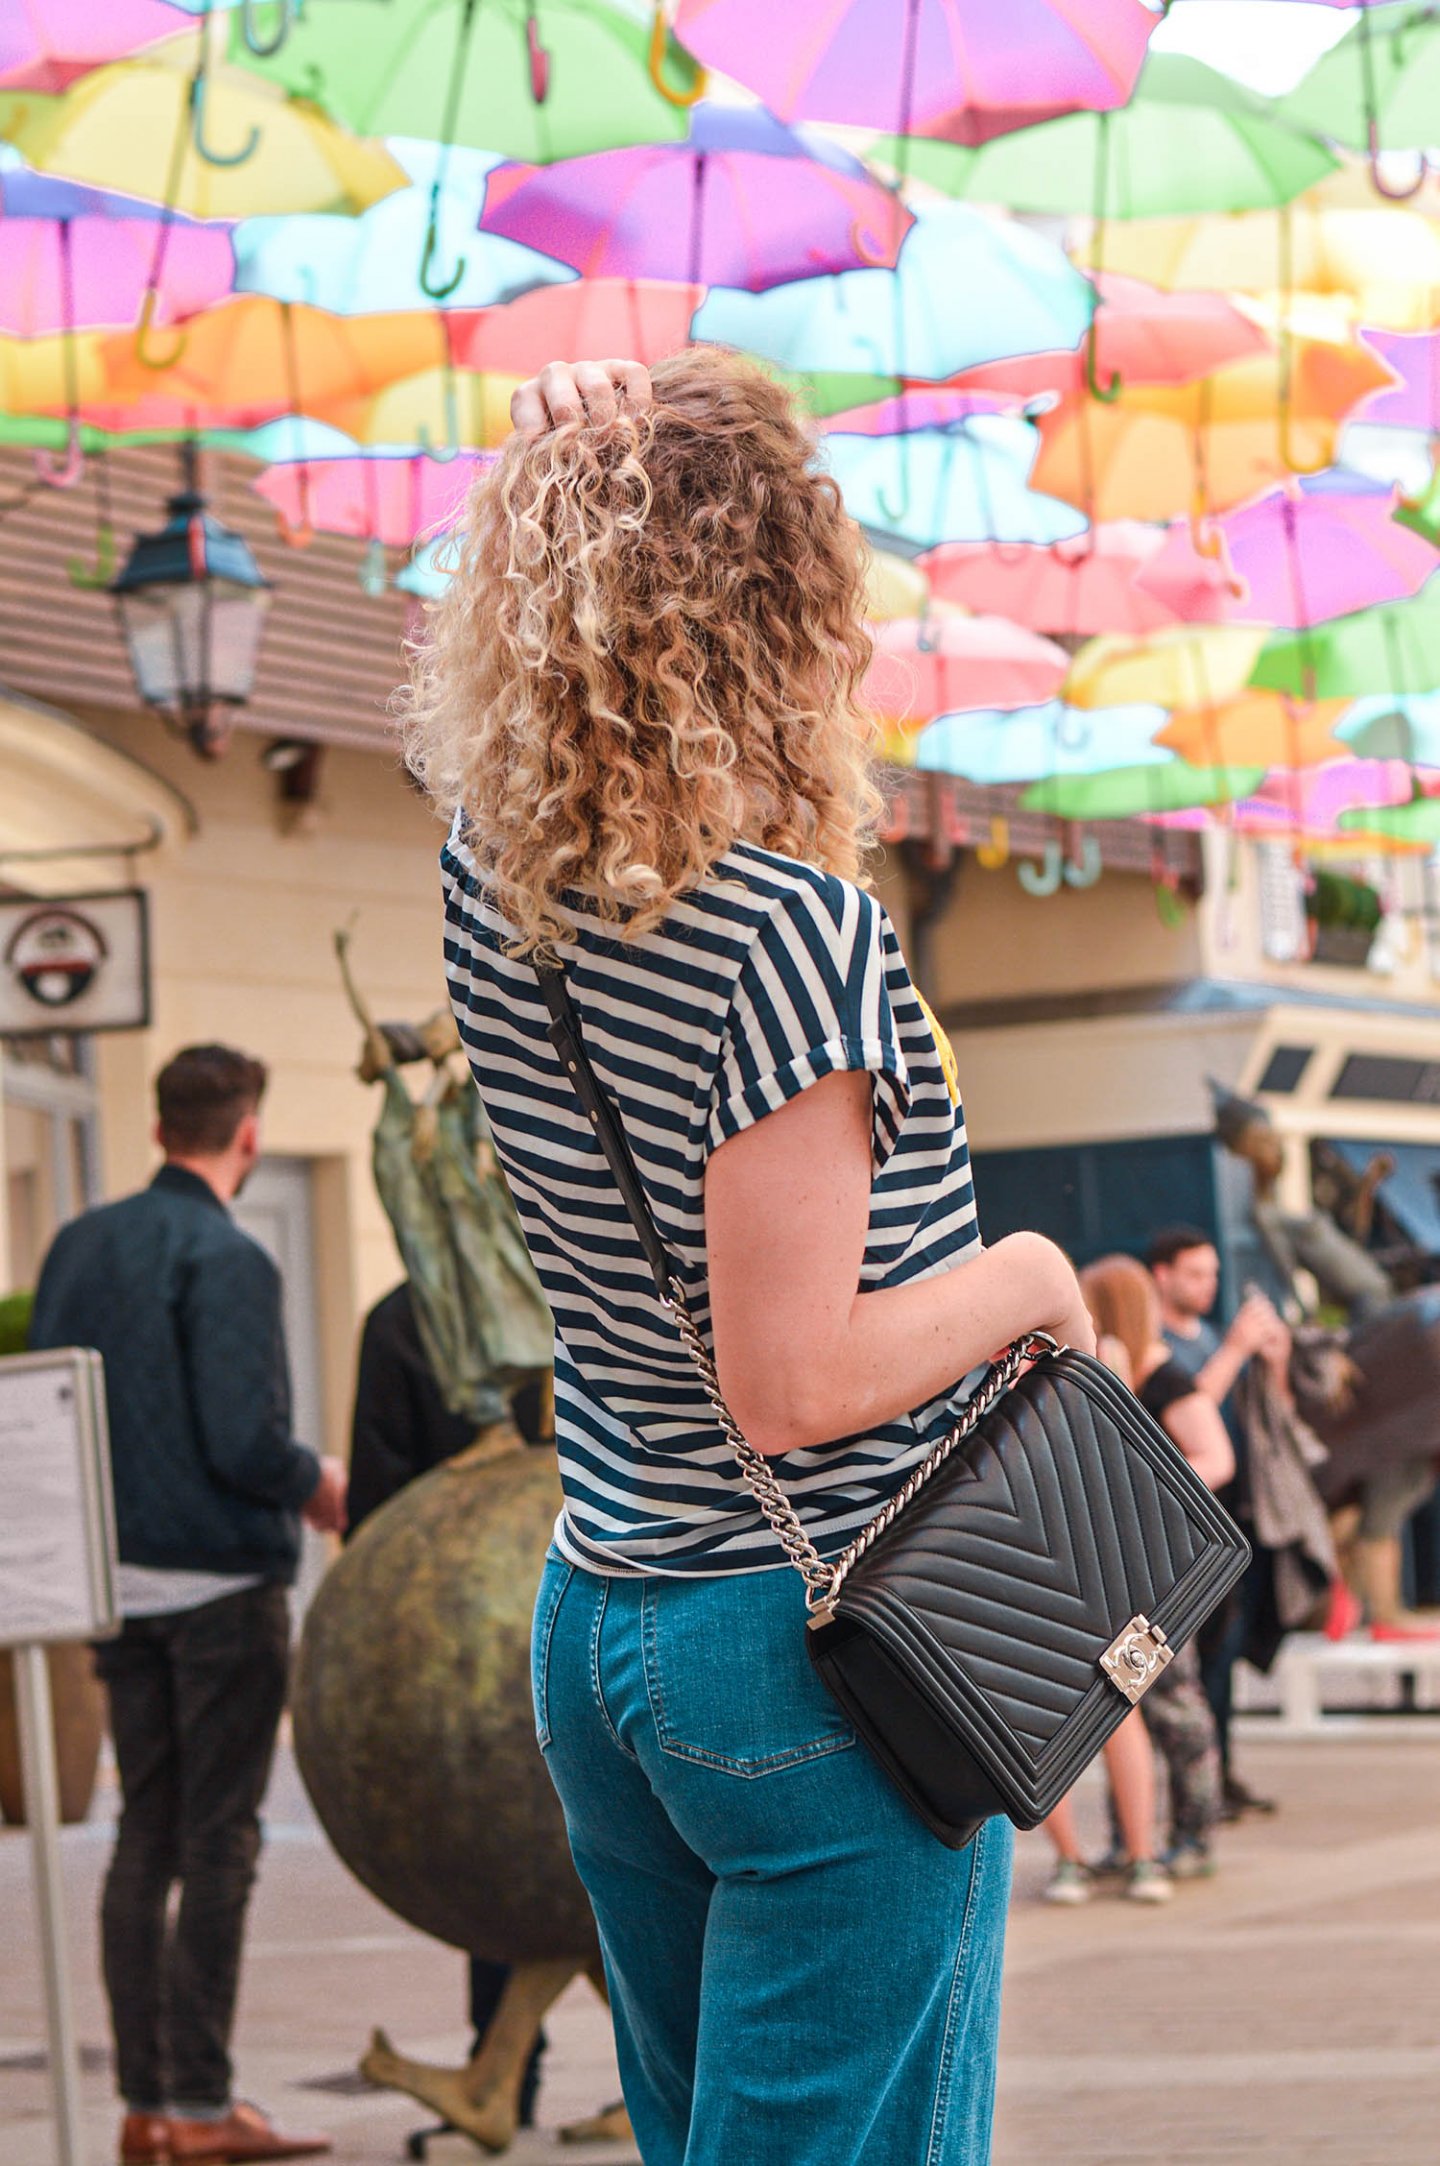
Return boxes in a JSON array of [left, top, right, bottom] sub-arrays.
[[1358, 327, 1440, 432], [673, 0, 1156, 145], [1201, 480, 1439, 628], [0, 217, 234, 335], [818, 388, 1014, 434], [479, 103, 912, 292]]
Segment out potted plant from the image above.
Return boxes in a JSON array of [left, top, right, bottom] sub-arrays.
[[1306, 868, 1383, 967]]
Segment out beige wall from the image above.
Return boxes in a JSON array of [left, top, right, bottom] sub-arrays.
[[7, 705, 455, 1459]]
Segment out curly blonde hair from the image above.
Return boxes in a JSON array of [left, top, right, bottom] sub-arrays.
[[399, 347, 881, 952]]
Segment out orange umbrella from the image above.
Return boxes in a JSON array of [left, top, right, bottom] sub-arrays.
[[864, 612, 1069, 724], [448, 280, 702, 378], [1155, 690, 1351, 768], [1032, 332, 1392, 524], [95, 298, 445, 431]]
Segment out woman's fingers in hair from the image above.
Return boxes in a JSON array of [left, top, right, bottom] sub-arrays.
[[510, 359, 652, 438]]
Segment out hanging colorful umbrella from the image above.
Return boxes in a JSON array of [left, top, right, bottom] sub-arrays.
[[448, 278, 701, 376], [1337, 789, 1440, 845], [824, 416, 1086, 551], [1155, 691, 1351, 769], [1226, 759, 1421, 840], [479, 107, 910, 291], [863, 546, 931, 621], [673, 0, 1156, 145], [694, 202, 1092, 379], [0, 215, 234, 335], [1251, 584, 1440, 701], [921, 523, 1239, 634], [0, 38, 407, 219], [871, 56, 1337, 217], [953, 277, 1271, 401], [819, 389, 1013, 436], [327, 364, 520, 455], [232, 0, 703, 163], [1203, 479, 1440, 628], [1279, 3, 1440, 187], [1032, 334, 1393, 525], [1354, 325, 1440, 433], [1339, 691, 1440, 765], [1065, 625, 1269, 712], [864, 612, 1069, 725], [252, 453, 491, 547], [901, 700, 1169, 785], [1023, 760, 1267, 819], [0, 0, 186, 91]]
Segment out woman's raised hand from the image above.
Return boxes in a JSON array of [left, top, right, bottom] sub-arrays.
[[510, 359, 653, 438]]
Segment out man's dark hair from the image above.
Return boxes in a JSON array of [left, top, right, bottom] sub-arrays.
[[156, 1044, 268, 1156], [1145, 1224, 1214, 1272]]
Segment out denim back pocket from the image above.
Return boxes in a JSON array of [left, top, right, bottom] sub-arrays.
[[642, 1570, 855, 1778], [530, 1556, 574, 1753]]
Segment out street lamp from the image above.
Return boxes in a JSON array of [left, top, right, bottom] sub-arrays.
[[111, 441, 272, 759]]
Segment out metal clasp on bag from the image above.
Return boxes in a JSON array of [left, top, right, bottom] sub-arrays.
[[1099, 1615, 1173, 1704]]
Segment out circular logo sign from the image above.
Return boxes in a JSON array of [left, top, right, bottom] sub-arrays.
[[4, 905, 110, 1010]]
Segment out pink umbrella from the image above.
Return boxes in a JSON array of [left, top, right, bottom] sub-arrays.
[[1153, 759, 1419, 838], [674, 0, 1156, 145], [0, 0, 186, 90], [1140, 481, 1439, 629], [953, 276, 1270, 400], [480, 105, 911, 292], [449, 279, 702, 378], [820, 388, 1014, 435], [0, 216, 234, 336], [920, 524, 1238, 635], [253, 454, 494, 549], [1357, 327, 1440, 432], [864, 612, 1068, 722]]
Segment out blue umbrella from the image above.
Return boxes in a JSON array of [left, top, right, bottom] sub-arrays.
[[1339, 691, 1440, 765], [908, 700, 1169, 785], [824, 417, 1086, 550], [693, 201, 1092, 379], [234, 149, 574, 314]]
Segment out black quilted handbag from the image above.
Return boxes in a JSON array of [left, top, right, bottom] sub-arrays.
[[540, 970, 1251, 1850]]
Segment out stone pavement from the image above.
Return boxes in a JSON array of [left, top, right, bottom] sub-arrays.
[[3, 1722, 1437, 2166]]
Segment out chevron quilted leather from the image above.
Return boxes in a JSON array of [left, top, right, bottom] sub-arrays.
[[807, 1348, 1251, 1849]]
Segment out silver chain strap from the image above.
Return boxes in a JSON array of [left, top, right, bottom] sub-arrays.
[[662, 1286, 1058, 1621]]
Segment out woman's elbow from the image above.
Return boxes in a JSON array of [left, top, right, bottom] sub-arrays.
[[718, 1364, 837, 1458]]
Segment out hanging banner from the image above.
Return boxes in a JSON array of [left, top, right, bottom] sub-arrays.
[[0, 888, 150, 1037], [0, 1349, 118, 1649]]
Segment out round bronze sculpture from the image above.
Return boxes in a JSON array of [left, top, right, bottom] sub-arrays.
[[293, 1438, 598, 1965]]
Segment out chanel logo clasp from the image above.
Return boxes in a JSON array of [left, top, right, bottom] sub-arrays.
[[1099, 1615, 1173, 1704]]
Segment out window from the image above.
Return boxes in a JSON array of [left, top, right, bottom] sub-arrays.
[[2, 1034, 102, 1290]]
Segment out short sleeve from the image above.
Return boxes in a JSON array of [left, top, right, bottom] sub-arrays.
[[706, 879, 911, 1172], [1140, 1360, 1199, 1426]]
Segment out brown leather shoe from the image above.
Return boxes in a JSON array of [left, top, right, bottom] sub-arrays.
[[167, 2104, 331, 2163], [119, 2112, 172, 2165]]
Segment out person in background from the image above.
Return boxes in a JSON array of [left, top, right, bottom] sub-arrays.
[[1080, 1256, 1231, 1881], [346, 1279, 547, 2131], [1147, 1225, 1283, 1820], [30, 1045, 346, 2166]]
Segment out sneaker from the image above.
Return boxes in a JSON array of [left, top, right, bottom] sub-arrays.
[[1041, 1859, 1093, 1905], [1221, 1772, 1277, 1818], [1162, 1837, 1217, 1881], [1088, 1845, 1132, 1880], [1122, 1860, 1173, 1905]]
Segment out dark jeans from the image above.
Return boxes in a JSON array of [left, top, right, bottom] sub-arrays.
[[94, 1582, 290, 2113]]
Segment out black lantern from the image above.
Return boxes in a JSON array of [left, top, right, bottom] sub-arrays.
[[111, 443, 272, 759]]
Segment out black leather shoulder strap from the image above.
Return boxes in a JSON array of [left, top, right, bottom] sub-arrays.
[[536, 966, 676, 1301]]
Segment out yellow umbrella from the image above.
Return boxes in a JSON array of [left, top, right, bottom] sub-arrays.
[[329, 366, 522, 453], [0, 330, 111, 417], [0, 35, 405, 219], [1065, 625, 1267, 711], [1156, 690, 1351, 767], [1032, 332, 1391, 523], [864, 548, 932, 622]]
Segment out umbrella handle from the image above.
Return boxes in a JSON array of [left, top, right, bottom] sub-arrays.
[[134, 288, 189, 371], [1189, 503, 1226, 561], [191, 68, 261, 167], [526, 12, 551, 104], [648, 4, 707, 107], [1276, 396, 1327, 479], [1062, 831, 1102, 888], [33, 418, 85, 490], [849, 217, 892, 269], [418, 364, 464, 463], [360, 537, 389, 596], [1083, 308, 1121, 404], [241, 0, 292, 58], [975, 817, 1010, 870], [1017, 841, 1063, 896], [419, 209, 467, 303], [1154, 872, 1187, 928], [1055, 708, 1092, 754], [68, 517, 117, 590]]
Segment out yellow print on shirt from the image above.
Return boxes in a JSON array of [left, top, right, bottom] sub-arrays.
[[915, 989, 960, 1109]]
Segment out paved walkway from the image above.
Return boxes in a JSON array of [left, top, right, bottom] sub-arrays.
[[3, 1722, 1437, 2166]]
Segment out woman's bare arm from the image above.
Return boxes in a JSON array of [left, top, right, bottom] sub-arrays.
[[1158, 1391, 1236, 1494], [705, 1071, 1096, 1457]]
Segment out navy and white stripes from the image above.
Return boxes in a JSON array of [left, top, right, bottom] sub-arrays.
[[441, 818, 982, 1576]]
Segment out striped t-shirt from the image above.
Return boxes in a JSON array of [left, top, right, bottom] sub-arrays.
[[441, 818, 983, 1577]]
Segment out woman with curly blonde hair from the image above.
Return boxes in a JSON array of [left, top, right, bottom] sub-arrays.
[[407, 349, 1094, 2166]]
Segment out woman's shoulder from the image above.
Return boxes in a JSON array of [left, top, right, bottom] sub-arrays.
[[1138, 1355, 1199, 1419]]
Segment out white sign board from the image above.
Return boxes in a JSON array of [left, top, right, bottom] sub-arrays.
[[0, 1349, 118, 1648], [0, 888, 150, 1036]]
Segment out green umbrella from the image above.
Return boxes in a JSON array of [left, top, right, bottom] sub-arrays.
[[232, 0, 703, 165], [1250, 587, 1440, 703], [1278, 1, 1439, 190], [1338, 793, 1440, 843], [1020, 760, 1265, 819], [868, 58, 1337, 218]]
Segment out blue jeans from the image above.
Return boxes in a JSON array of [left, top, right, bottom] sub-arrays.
[[532, 1551, 1013, 2166]]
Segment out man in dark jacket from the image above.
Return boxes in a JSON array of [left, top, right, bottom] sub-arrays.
[[31, 1045, 346, 2166]]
